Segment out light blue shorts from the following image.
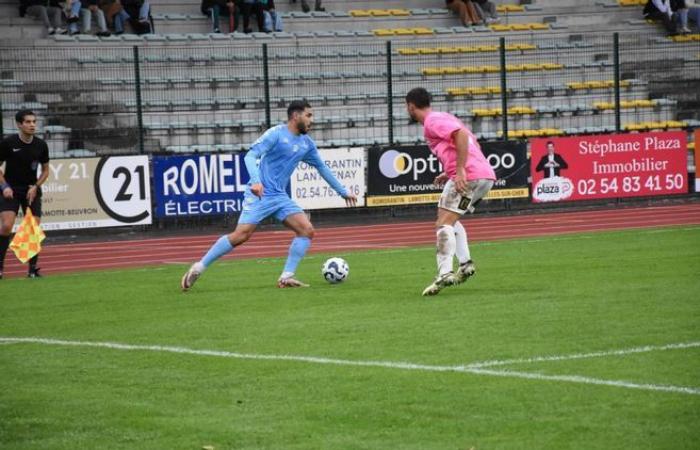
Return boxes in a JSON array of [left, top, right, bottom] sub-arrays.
[[238, 191, 304, 225]]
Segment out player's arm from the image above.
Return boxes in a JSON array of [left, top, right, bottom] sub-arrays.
[[0, 142, 12, 200], [244, 128, 277, 198], [304, 148, 357, 207], [452, 129, 470, 193]]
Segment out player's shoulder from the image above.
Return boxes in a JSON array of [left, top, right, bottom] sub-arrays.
[[301, 134, 317, 150], [0, 134, 18, 146], [33, 135, 49, 148]]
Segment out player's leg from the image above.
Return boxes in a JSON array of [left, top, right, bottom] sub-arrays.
[[277, 211, 313, 287], [181, 223, 257, 291], [181, 191, 272, 291], [422, 207, 462, 296], [423, 179, 472, 296], [0, 211, 17, 280], [453, 179, 494, 285]]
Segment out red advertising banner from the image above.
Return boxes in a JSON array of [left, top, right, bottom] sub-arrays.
[[531, 131, 688, 203]]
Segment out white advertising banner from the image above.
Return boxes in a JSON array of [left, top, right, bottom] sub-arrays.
[[291, 147, 365, 209]]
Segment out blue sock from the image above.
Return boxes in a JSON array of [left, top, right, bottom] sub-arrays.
[[282, 237, 311, 275], [200, 235, 234, 268]]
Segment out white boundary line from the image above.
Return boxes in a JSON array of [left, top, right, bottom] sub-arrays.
[[466, 342, 700, 368], [1, 337, 699, 396], [467, 368, 700, 396]]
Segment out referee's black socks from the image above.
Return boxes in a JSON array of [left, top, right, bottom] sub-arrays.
[[29, 254, 39, 271], [0, 235, 9, 272]]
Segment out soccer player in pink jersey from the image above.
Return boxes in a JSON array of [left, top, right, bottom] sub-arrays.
[[405, 87, 497, 296]]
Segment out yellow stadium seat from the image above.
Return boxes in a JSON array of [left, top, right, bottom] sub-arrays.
[[490, 24, 511, 31], [373, 29, 394, 36], [368, 9, 391, 16], [456, 46, 479, 53], [350, 10, 372, 17], [412, 27, 434, 35], [421, 68, 443, 76], [437, 47, 460, 54], [398, 48, 420, 55], [478, 45, 499, 52], [529, 23, 550, 30], [388, 9, 410, 16], [541, 63, 563, 70]]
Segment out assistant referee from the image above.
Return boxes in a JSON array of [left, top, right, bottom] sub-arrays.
[[0, 110, 50, 279]]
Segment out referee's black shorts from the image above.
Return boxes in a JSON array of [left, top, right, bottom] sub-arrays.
[[0, 186, 42, 217]]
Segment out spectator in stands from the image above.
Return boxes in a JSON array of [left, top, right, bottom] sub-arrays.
[[446, 0, 483, 27], [290, 0, 324, 13], [65, 0, 81, 34], [19, 0, 66, 35], [671, 0, 692, 33], [241, 0, 264, 33], [201, 0, 238, 33], [643, 0, 679, 34], [113, 0, 151, 34], [473, 0, 499, 23], [98, 0, 123, 30], [689, 3, 700, 30], [68, 0, 111, 35], [261, 0, 282, 32]]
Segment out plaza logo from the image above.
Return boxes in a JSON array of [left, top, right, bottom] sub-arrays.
[[533, 176, 573, 202]]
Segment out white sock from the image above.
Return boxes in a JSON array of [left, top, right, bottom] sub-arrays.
[[436, 225, 456, 276], [453, 221, 471, 264]]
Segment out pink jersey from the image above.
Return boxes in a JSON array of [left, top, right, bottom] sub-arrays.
[[423, 111, 496, 181]]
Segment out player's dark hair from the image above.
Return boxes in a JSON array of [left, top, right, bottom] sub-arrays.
[[405, 87, 431, 108], [546, 141, 555, 147], [287, 100, 311, 119], [15, 109, 35, 123]]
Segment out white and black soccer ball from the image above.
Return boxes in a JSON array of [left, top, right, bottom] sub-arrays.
[[321, 257, 349, 284]]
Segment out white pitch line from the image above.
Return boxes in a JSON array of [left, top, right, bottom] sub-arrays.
[[1, 337, 698, 396], [467, 368, 700, 395], [466, 341, 700, 368]]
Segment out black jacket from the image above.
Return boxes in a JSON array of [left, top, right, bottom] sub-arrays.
[[536, 153, 568, 178]]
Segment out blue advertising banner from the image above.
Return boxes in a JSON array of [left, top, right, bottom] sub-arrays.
[[153, 154, 250, 218]]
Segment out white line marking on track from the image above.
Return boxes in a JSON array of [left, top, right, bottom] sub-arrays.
[[1, 337, 698, 396]]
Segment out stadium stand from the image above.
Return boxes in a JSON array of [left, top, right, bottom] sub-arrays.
[[0, 0, 698, 155]]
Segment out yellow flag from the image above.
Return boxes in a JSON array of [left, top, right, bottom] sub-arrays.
[[10, 208, 46, 264]]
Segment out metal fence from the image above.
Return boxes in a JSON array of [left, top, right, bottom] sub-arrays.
[[1, 31, 698, 157]]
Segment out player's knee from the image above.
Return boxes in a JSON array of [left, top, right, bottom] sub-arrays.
[[0, 221, 12, 236], [229, 230, 251, 246], [299, 225, 314, 239]]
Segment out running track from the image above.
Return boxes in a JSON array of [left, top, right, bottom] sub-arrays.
[[2, 203, 699, 277]]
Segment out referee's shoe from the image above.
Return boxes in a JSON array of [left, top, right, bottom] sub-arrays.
[[28, 267, 42, 278]]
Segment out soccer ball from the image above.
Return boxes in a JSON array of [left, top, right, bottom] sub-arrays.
[[322, 257, 349, 284]]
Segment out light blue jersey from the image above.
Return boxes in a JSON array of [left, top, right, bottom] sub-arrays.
[[239, 124, 348, 224], [244, 124, 347, 196]]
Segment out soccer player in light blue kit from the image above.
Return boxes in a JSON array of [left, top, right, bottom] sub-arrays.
[[181, 100, 357, 290]]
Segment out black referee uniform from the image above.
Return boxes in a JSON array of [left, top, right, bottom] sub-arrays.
[[0, 133, 50, 277]]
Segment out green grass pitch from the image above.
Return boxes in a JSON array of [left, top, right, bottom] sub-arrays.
[[1, 226, 699, 449]]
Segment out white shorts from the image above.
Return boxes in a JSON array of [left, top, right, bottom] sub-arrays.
[[438, 179, 494, 215]]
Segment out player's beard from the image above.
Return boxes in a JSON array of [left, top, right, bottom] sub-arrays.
[[298, 120, 309, 134]]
